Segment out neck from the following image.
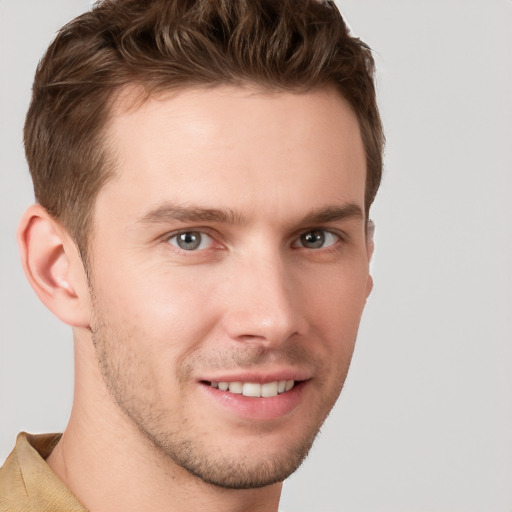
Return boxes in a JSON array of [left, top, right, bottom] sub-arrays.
[[46, 334, 282, 512]]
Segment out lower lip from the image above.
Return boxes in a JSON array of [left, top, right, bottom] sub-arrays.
[[199, 381, 307, 421]]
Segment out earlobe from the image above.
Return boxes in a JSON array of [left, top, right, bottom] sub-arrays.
[[17, 204, 90, 327]]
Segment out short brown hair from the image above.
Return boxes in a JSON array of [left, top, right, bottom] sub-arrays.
[[24, 0, 384, 257]]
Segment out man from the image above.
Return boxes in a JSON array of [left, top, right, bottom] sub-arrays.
[[0, 0, 383, 510]]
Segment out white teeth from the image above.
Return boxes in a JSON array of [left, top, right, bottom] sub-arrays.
[[261, 381, 278, 397], [210, 379, 295, 397], [228, 381, 243, 393], [242, 382, 261, 397]]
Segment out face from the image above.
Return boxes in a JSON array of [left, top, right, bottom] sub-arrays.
[[87, 86, 372, 488]]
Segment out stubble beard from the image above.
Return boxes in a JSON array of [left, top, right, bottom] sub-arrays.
[[90, 300, 345, 490]]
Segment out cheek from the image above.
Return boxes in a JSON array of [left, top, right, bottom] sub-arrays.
[[305, 264, 369, 357], [93, 259, 223, 362], [307, 260, 369, 320]]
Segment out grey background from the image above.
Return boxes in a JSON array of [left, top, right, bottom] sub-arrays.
[[1, 1, 510, 511]]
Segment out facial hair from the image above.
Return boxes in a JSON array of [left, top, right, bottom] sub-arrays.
[[89, 292, 347, 489]]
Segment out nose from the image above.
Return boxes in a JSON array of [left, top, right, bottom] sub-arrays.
[[220, 250, 305, 347]]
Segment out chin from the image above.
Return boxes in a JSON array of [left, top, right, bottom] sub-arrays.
[[138, 417, 320, 489]]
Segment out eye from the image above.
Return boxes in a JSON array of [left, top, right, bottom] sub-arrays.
[[293, 230, 339, 249], [167, 231, 214, 251]]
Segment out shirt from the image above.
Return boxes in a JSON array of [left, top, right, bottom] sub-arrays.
[[1, 433, 286, 512], [0, 432, 87, 512]]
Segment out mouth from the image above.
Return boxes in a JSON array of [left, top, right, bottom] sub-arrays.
[[198, 376, 308, 420], [201, 379, 296, 398]]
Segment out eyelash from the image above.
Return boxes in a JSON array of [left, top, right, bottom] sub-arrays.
[[165, 228, 345, 255], [291, 230, 341, 250], [166, 231, 217, 251]]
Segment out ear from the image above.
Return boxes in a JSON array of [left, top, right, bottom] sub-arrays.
[[365, 219, 375, 298], [17, 204, 91, 327]]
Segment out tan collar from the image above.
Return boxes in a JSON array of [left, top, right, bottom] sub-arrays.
[[0, 432, 87, 511]]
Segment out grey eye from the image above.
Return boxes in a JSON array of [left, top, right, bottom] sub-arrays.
[[300, 230, 326, 249], [295, 230, 338, 249], [168, 231, 212, 251]]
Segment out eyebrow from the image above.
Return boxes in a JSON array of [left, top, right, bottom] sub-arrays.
[[299, 203, 364, 225], [136, 202, 363, 227], [137, 204, 247, 226]]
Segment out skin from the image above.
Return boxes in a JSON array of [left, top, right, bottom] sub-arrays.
[[19, 85, 373, 512]]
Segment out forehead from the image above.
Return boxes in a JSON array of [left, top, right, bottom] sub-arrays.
[[99, 85, 366, 224]]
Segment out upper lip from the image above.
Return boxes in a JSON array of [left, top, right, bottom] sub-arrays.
[[198, 369, 312, 383]]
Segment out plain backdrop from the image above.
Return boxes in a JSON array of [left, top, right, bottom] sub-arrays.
[[0, 1, 510, 511]]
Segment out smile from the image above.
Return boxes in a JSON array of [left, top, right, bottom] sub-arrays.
[[207, 380, 295, 398]]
